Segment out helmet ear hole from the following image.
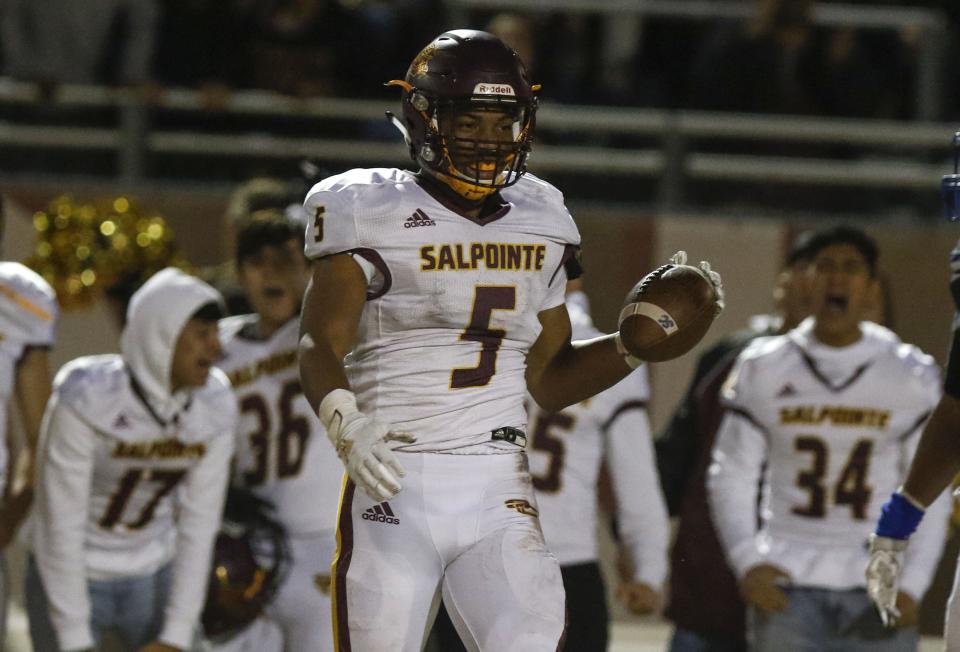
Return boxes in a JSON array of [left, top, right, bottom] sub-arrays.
[[411, 92, 430, 112]]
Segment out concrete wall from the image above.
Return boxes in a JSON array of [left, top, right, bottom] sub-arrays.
[[5, 187, 957, 433]]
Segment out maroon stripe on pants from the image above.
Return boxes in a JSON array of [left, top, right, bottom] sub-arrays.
[[335, 480, 356, 652]]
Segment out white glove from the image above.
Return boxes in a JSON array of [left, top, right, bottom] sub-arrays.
[[319, 389, 416, 502], [866, 534, 908, 627], [670, 250, 725, 313]]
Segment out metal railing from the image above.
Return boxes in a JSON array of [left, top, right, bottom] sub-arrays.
[[0, 80, 953, 214]]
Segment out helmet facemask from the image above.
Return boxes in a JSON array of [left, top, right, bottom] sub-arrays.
[[431, 96, 535, 199], [391, 80, 537, 202]]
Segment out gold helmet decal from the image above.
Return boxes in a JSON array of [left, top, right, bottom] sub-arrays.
[[410, 44, 437, 78]]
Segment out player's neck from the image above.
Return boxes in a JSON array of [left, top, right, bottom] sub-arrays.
[[256, 319, 282, 340], [811, 321, 863, 348], [416, 171, 501, 220], [776, 314, 803, 335], [255, 313, 296, 340]]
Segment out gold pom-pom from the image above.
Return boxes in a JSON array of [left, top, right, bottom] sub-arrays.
[[26, 195, 189, 309]]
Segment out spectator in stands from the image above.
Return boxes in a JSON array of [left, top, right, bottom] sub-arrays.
[[687, 0, 890, 117], [153, 0, 253, 92], [246, 0, 338, 97], [0, 0, 159, 87], [657, 232, 815, 652], [334, 0, 447, 99], [487, 13, 537, 78]]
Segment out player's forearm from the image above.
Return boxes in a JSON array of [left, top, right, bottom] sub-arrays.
[[902, 394, 960, 507], [35, 407, 96, 650], [899, 488, 951, 599], [529, 334, 632, 412], [706, 475, 762, 577], [612, 454, 669, 585], [706, 414, 768, 576], [606, 408, 668, 578], [298, 257, 367, 414], [164, 434, 233, 649], [298, 334, 352, 415], [16, 347, 52, 485]]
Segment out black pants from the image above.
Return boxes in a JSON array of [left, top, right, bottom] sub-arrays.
[[427, 561, 609, 652]]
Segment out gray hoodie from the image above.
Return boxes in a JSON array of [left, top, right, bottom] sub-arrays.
[[121, 267, 224, 422]]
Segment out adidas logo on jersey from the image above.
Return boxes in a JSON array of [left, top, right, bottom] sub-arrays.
[[112, 413, 130, 429], [403, 209, 435, 228], [362, 502, 399, 525]]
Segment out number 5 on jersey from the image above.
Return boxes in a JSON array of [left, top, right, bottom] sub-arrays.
[[313, 206, 325, 243], [451, 286, 516, 389]]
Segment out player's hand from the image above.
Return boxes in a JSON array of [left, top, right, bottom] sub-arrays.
[[866, 491, 926, 627], [866, 534, 908, 627], [741, 564, 791, 614], [670, 250, 725, 313], [617, 581, 662, 615], [0, 489, 33, 548], [137, 642, 182, 652], [335, 411, 416, 502]]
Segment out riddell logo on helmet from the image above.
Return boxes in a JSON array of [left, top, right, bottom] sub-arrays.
[[474, 83, 515, 96], [362, 502, 399, 525]]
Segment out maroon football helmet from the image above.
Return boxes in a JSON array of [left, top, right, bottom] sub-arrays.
[[201, 489, 289, 642], [387, 30, 539, 200]]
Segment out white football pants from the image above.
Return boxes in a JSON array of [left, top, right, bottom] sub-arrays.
[[332, 451, 566, 652]]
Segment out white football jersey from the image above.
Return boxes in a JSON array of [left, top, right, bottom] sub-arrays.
[[528, 295, 668, 586], [304, 168, 580, 451], [0, 262, 58, 488], [219, 315, 343, 536], [709, 318, 949, 599]]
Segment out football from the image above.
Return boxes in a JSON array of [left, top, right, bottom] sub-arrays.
[[618, 264, 721, 362]]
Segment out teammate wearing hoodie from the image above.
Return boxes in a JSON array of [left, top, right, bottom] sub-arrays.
[[26, 268, 238, 652]]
